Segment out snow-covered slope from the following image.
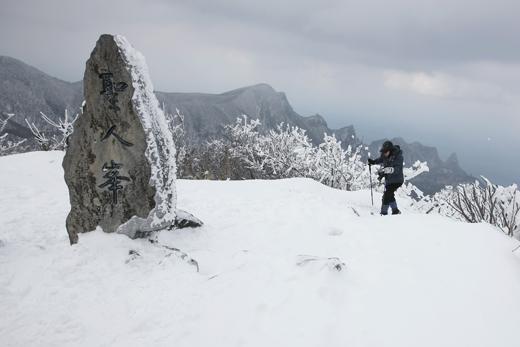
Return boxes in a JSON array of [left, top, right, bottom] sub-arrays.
[[1, 151, 520, 347]]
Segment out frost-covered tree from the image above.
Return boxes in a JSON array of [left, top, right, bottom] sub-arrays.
[[451, 178, 519, 237], [25, 110, 79, 151], [411, 185, 458, 217], [200, 139, 241, 180], [246, 121, 315, 180], [0, 114, 27, 156], [174, 116, 369, 190], [222, 115, 263, 179], [309, 134, 366, 190], [172, 115, 427, 201], [412, 177, 520, 237], [25, 118, 52, 151], [312, 134, 346, 188], [162, 106, 199, 179]]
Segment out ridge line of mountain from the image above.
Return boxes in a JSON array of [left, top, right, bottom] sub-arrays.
[[0, 55, 476, 194]]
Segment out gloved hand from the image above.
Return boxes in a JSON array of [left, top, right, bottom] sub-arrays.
[[367, 158, 376, 165], [383, 167, 394, 174], [377, 169, 385, 181]]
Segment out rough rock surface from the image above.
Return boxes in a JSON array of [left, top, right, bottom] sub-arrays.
[[63, 34, 201, 244]]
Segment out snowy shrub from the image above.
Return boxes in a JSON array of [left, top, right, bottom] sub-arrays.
[[413, 177, 520, 237], [163, 106, 200, 179], [257, 123, 316, 180], [309, 134, 365, 190], [182, 116, 315, 181], [163, 106, 186, 145], [0, 114, 27, 156], [25, 110, 79, 151], [173, 116, 370, 190], [222, 116, 264, 179], [411, 186, 459, 218], [171, 115, 428, 198], [198, 139, 242, 180], [218, 117, 370, 190]]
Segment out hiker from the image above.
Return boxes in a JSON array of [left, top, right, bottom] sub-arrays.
[[367, 141, 404, 215]]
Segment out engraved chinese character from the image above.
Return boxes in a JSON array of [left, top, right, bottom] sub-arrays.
[[99, 73, 128, 111], [101, 125, 134, 147], [98, 160, 130, 204]]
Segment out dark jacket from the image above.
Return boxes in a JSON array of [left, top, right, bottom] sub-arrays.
[[374, 145, 404, 184]]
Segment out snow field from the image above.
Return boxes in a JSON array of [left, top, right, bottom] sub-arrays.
[[1, 151, 520, 347]]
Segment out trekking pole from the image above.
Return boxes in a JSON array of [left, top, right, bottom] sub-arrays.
[[369, 164, 374, 205]]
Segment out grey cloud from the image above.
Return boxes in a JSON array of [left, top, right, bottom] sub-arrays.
[[163, 0, 520, 68], [0, 0, 519, 185]]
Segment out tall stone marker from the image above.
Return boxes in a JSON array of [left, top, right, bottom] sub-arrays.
[[63, 34, 201, 244]]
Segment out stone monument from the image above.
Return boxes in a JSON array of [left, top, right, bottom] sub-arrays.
[[63, 34, 201, 244]]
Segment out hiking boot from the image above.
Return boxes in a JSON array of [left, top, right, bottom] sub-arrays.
[[392, 209, 401, 215], [381, 204, 389, 216]]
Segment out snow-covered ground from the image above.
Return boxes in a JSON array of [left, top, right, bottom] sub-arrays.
[[1, 151, 520, 347]]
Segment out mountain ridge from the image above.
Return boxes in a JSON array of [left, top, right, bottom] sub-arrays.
[[0, 55, 476, 194], [0, 56, 83, 137]]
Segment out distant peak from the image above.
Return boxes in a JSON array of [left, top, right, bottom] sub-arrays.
[[219, 83, 276, 97], [391, 136, 406, 143], [445, 152, 459, 166], [0, 55, 16, 61], [308, 113, 324, 120], [249, 83, 274, 90], [304, 114, 328, 127], [240, 83, 276, 92], [246, 83, 279, 95], [0, 56, 27, 67]]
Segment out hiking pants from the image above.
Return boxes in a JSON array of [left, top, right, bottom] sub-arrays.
[[383, 182, 403, 205]]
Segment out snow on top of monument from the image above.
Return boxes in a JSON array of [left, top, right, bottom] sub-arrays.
[[113, 35, 177, 226]]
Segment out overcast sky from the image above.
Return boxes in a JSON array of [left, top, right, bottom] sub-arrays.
[[1, 0, 519, 186]]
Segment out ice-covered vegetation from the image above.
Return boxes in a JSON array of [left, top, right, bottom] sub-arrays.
[[4, 106, 519, 238], [413, 178, 519, 237], [0, 113, 26, 155], [25, 110, 78, 151], [167, 111, 520, 238]]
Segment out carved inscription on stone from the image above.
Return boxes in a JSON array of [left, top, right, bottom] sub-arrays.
[[63, 34, 201, 245]]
